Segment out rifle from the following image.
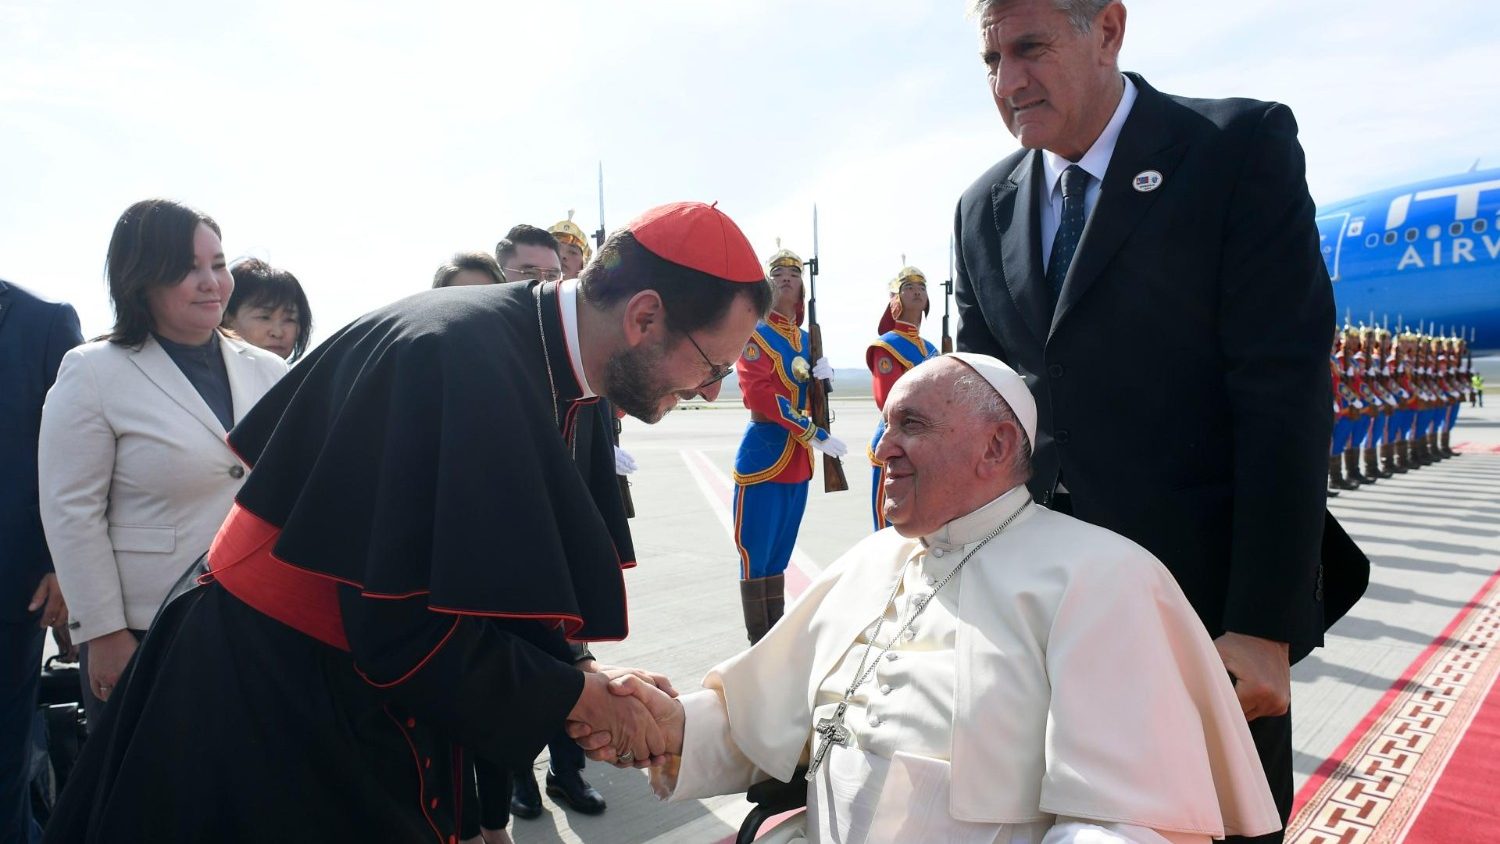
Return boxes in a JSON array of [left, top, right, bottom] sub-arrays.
[[805, 204, 848, 493], [594, 162, 635, 518], [941, 234, 955, 354]]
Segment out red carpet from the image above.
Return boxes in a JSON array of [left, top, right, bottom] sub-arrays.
[[1287, 566, 1500, 843]]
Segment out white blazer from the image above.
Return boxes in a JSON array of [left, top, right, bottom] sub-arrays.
[[39, 333, 287, 643]]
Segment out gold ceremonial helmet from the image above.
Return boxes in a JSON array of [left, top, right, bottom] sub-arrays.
[[549, 211, 593, 263], [765, 237, 804, 276], [889, 259, 927, 295]]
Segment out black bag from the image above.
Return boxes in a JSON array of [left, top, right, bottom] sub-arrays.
[[31, 655, 87, 824]]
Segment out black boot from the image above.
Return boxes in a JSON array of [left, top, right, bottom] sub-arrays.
[[1441, 429, 1458, 457], [764, 573, 786, 632], [740, 577, 771, 645], [1329, 456, 1357, 491], [1415, 434, 1435, 465], [1383, 442, 1407, 474], [1364, 447, 1391, 479], [1345, 449, 1370, 484]]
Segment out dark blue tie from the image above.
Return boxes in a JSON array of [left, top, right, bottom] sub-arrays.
[[1046, 165, 1090, 308]]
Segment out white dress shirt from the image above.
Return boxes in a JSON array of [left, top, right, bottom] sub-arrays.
[[1039, 75, 1139, 270]]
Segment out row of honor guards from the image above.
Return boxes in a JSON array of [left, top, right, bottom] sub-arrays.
[[1328, 322, 1475, 493]]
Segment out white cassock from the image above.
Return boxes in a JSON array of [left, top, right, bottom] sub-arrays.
[[660, 486, 1282, 843]]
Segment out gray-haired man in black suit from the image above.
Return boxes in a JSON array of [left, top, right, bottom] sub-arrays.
[[952, 3, 1369, 838]]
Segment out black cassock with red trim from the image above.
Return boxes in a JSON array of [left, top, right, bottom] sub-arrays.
[[45, 281, 636, 843]]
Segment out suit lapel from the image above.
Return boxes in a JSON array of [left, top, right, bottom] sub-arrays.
[[992, 150, 1051, 346], [130, 335, 228, 440], [1051, 76, 1188, 338], [222, 336, 261, 426]]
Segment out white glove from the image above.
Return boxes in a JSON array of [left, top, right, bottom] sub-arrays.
[[810, 433, 848, 459], [812, 357, 834, 382], [614, 446, 638, 475]]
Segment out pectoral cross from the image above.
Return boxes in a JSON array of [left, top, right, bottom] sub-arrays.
[[805, 700, 852, 780]]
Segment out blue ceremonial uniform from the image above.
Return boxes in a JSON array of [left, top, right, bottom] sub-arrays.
[[733, 312, 820, 580]]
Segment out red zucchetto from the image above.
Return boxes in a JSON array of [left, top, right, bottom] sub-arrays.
[[625, 201, 764, 283]]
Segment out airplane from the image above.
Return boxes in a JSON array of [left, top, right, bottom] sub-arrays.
[[1316, 166, 1500, 352]]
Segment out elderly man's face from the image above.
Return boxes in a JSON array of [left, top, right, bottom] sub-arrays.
[[980, 0, 1126, 161], [874, 360, 1003, 537]]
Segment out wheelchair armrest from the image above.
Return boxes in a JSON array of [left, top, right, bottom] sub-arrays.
[[745, 767, 809, 813], [736, 768, 809, 844]]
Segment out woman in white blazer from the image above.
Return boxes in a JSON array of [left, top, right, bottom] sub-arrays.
[[39, 199, 287, 725]]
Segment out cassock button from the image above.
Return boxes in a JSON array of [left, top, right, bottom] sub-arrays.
[[884, 652, 899, 662], [879, 684, 892, 695], [868, 714, 881, 728], [1048, 364, 1065, 378], [932, 548, 945, 558], [925, 576, 936, 588], [406, 717, 416, 728], [229, 464, 245, 479]]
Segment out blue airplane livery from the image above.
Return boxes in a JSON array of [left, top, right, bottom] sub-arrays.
[[1316, 167, 1500, 351]]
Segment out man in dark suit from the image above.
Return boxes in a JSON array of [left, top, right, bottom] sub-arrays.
[[953, 2, 1367, 837], [0, 279, 84, 842]]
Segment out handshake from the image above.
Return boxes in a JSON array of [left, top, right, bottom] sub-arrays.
[[565, 666, 685, 770]]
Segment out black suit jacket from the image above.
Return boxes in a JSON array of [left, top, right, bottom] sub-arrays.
[[954, 74, 1367, 659], [0, 279, 84, 621]]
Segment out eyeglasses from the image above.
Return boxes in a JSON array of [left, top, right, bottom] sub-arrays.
[[500, 265, 564, 283], [686, 332, 734, 390]]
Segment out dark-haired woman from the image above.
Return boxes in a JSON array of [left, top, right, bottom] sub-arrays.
[[223, 258, 313, 362], [38, 199, 287, 727]]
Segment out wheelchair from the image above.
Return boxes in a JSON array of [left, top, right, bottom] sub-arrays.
[[736, 767, 809, 844]]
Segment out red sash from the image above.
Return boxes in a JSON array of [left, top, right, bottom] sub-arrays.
[[205, 503, 351, 652]]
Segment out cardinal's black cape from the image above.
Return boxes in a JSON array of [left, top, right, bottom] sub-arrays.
[[44, 282, 637, 843]]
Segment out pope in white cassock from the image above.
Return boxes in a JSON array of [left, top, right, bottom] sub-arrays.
[[574, 353, 1282, 843]]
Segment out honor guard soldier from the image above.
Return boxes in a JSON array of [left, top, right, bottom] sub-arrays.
[[865, 263, 938, 530], [731, 242, 845, 644], [549, 211, 593, 281], [1361, 326, 1396, 480], [1332, 326, 1368, 491]]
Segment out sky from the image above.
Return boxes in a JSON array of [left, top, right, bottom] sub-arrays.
[[3, 0, 1498, 365]]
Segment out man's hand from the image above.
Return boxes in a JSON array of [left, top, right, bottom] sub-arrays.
[[566, 672, 668, 768], [568, 674, 685, 765], [52, 625, 79, 663], [29, 574, 68, 631], [87, 628, 138, 702], [594, 664, 678, 698], [1215, 631, 1291, 721]]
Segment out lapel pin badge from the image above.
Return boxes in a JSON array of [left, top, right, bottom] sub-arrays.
[[1132, 170, 1163, 192]]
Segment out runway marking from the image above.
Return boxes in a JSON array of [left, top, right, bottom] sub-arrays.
[[680, 448, 821, 598], [1287, 561, 1500, 843]]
